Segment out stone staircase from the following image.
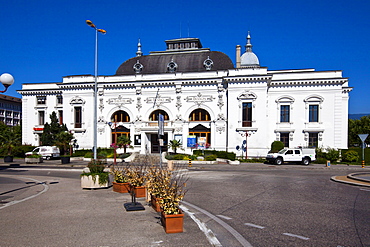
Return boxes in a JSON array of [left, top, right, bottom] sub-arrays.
[[131, 153, 162, 165]]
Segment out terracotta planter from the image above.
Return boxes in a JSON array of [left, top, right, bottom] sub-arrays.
[[112, 182, 130, 193], [130, 185, 146, 198], [151, 195, 162, 212], [161, 209, 184, 234]]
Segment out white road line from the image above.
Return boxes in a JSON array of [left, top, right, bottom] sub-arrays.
[[182, 201, 253, 247], [180, 205, 222, 247], [282, 232, 310, 240], [0, 176, 49, 210], [217, 214, 232, 220], [360, 188, 370, 192], [244, 223, 265, 229]]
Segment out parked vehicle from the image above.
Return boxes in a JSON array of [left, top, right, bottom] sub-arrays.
[[266, 148, 316, 165], [25, 146, 60, 160]]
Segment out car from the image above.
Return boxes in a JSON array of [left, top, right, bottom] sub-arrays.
[[266, 147, 316, 165], [25, 146, 60, 160]]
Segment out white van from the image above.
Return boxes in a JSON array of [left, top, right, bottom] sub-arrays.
[[26, 146, 60, 160]]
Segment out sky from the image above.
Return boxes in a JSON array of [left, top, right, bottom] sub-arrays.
[[1, 0, 369, 114]]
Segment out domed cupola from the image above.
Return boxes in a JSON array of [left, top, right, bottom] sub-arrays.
[[240, 32, 260, 68]]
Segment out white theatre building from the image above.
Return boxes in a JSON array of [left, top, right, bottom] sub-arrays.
[[18, 34, 352, 158]]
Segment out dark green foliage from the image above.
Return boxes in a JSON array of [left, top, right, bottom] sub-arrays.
[[324, 148, 340, 163], [0, 123, 22, 156], [117, 135, 132, 154], [81, 160, 109, 185], [314, 158, 327, 164], [270, 141, 284, 153], [192, 150, 236, 161], [348, 115, 370, 146], [342, 150, 359, 162], [239, 158, 266, 163], [168, 139, 182, 154], [205, 154, 217, 161]]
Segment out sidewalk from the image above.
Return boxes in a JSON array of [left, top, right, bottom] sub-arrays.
[[0, 159, 213, 247]]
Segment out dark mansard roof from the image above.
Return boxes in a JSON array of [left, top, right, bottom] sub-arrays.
[[115, 38, 234, 75]]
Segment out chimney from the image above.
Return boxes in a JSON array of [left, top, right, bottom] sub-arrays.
[[236, 45, 241, 68]]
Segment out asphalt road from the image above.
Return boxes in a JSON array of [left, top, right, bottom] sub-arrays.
[[185, 165, 370, 246], [1, 163, 369, 246]]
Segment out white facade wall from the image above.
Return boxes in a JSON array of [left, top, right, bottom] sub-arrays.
[[18, 59, 351, 158]]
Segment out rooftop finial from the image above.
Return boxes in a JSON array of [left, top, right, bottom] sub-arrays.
[[245, 31, 252, 52], [136, 39, 143, 57]]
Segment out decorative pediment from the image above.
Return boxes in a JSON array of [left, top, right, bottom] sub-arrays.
[[107, 95, 134, 107], [70, 96, 85, 105], [185, 93, 215, 107], [237, 91, 257, 101]]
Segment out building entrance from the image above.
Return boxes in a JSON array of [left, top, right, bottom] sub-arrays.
[[150, 133, 168, 153]]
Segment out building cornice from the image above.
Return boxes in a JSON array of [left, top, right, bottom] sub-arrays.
[[17, 89, 62, 96], [269, 78, 348, 87]]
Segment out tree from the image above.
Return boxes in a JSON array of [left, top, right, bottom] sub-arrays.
[[40, 111, 68, 146], [168, 139, 182, 154], [55, 131, 74, 155], [348, 115, 370, 146], [117, 135, 132, 154], [0, 123, 22, 156]]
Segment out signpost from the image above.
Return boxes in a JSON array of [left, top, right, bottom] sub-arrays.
[[358, 134, 368, 168], [158, 113, 164, 168]]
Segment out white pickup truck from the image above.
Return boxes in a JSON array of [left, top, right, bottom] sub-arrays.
[[266, 148, 316, 165]]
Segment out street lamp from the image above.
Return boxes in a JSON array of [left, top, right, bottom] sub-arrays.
[[0, 73, 14, 93], [86, 20, 106, 160]]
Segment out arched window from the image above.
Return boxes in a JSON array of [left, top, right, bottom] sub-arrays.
[[111, 110, 130, 122], [189, 109, 210, 121], [149, 110, 169, 121]]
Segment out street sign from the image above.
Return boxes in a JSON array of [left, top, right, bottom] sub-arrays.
[[358, 134, 368, 142]]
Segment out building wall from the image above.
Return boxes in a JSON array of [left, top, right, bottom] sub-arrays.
[[18, 66, 351, 157]]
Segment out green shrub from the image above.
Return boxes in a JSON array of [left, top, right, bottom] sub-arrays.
[[173, 154, 187, 160], [271, 141, 284, 153], [314, 158, 327, 164], [205, 154, 217, 161], [188, 155, 197, 160], [342, 150, 359, 162], [325, 148, 340, 163]]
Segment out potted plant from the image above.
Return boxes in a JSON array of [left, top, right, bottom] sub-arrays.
[[116, 135, 133, 154], [80, 159, 111, 189], [0, 124, 21, 162], [55, 131, 74, 164], [159, 171, 188, 233], [25, 153, 43, 164], [125, 163, 147, 198], [146, 167, 172, 212], [112, 166, 130, 193]]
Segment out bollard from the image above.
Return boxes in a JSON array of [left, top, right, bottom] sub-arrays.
[[188, 158, 192, 167], [168, 160, 174, 171], [362, 160, 365, 168], [326, 160, 330, 167]]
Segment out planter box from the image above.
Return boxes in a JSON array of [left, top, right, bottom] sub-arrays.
[[151, 195, 162, 212], [25, 157, 43, 164], [4, 156, 13, 162], [112, 182, 130, 193], [130, 185, 146, 198], [81, 174, 112, 189], [161, 209, 184, 233], [61, 156, 70, 164]]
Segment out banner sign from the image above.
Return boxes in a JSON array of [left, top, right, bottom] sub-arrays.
[[187, 135, 196, 148]]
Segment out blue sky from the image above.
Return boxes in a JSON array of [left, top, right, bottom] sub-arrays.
[[1, 0, 369, 114]]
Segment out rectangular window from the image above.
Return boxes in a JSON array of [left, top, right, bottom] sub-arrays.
[[242, 102, 252, 127], [308, 133, 318, 147], [309, 105, 319, 122], [74, 107, 82, 128], [280, 133, 289, 147], [280, 105, 290, 122], [39, 111, 45, 125], [57, 95, 63, 104], [58, 110, 63, 125], [37, 96, 46, 105]]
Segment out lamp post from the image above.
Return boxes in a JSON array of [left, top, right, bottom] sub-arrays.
[[0, 73, 14, 93], [86, 20, 106, 160]]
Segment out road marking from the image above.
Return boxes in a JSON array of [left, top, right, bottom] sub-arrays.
[[180, 205, 222, 247], [244, 223, 265, 229], [360, 188, 370, 192], [0, 176, 49, 210], [182, 201, 253, 247], [217, 215, 232, 220], [282, 232, 309, 240]]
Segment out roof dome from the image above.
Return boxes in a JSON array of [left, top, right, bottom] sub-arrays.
[[240, 32, 260, 68], [116, 38, 234, 75]]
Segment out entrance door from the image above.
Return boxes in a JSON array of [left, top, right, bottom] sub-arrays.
[[150, 134, 168, 153]]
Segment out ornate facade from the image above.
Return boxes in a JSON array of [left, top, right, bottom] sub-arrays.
[[18, 34, 352, 157]]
